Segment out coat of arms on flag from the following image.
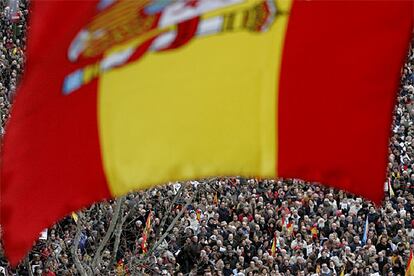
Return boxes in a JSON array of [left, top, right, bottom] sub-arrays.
[[63, 0, 285, 95]]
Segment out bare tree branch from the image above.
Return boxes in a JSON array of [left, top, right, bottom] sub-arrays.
[[154, 183, 185, 239], [110, 200, 131, 266], [145, 195, 192, 258], [70, 214, 90, 276], [26, 255, 34, 276], [91, 196, 126, 271]]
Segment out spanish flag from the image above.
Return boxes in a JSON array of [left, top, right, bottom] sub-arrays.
[[141, 211, 152, 254], [145, 211, 152, 233], [196, 209, 202, 222], [407, 250, 414, 276], [141, 235, 148, 254], [286, 222, 294, 236], [1, 0, 412, 265], [116, 259, 125, 276], [310, 225, 318, 239], [271, 233, 277, 256]]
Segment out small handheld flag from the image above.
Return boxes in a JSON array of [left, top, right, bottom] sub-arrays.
[[310, 225, 318, 239], [362, 216, 369, 245], [141, 211, 152, 254], [271, 233, 277, 256], [213, 192, 218, 206], [196, 209, 202, 222], [406, 250, 414, 276]]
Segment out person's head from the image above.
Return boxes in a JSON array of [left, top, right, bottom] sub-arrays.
[[216, 259, 225, 270], [157, 257, 163, 265], [321, 263, 329, 272]]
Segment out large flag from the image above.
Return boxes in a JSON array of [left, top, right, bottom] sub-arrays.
[[1, 0, 412, 265]]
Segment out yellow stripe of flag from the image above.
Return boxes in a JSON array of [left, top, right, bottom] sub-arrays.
[[99, 0, 291, 196]]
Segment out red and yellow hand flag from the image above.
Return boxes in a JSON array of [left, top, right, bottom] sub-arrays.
[[196, 209, 202, 222], [407, 250, 414, 276], [1, 0, 412, 265], [213, 192, 219, 206], [271, 232, 277, 256], [141, 211, 152, 254], [310, 225, 318, 239]]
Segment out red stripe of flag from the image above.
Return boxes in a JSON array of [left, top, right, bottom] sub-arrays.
[[278, 0, 413, 204], [1, 1, 111, 266]]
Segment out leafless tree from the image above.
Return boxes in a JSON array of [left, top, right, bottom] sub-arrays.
[[67, 180, 207, 275]]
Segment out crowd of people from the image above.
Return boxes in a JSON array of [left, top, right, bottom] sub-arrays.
[[0, 0, 26, 136], [1, 0, 414, 275], [2, 176, 414, 276], [389, 42, 414, 195]]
